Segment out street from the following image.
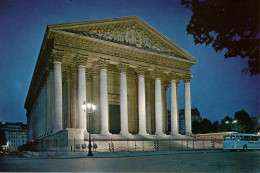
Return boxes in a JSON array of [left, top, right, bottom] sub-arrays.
[[0, 151, 259, 172]]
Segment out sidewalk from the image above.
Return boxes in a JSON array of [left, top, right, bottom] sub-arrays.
[[22, 149, 224, 159]]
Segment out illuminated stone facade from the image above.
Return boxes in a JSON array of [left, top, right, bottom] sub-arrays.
[[24, 16, 197, 142]]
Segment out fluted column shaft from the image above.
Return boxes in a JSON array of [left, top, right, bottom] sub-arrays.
[[71, 71, 77, 128], [171, 80, 179, 135], [92, 71, 100, 133], [184, 81, 192, 135], [53, 61, 63, 131], [78, 65, 87, 129], [155, 78, 163, 135], [100, 68, 110, 135], [145, 79, 151, 134], [66, 76, 71, 128], [46, 72, 51, 132], [120, 70, 129, 135], [138, 74, 147, 135]]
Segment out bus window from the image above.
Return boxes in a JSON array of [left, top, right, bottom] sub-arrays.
[[244, 136, 251, 141], [224, 136, 231, 141], [252, 136, 258, 141], [236, 136, 241, 141]]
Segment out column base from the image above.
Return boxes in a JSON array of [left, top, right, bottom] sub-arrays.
[[185, 132, 193, 137], [138, 132, 149, 136], [120, 131, 132, 137], [171, 132, 180, 136], [155, 133, 167, 137], [100, 131, 112, 136], [155, 131, 164, 136]]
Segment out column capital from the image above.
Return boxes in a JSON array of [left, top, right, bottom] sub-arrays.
[[183, 74, 193, 83], [98, 58, 110, 70], [75, 54, 88, 66], [63, 69, 71, 81], [86, 69, 93, 80], [169, 72, 181, 83], [135, 66, 146, 76], [118, 61, 129, 73], [69, 63, 78, 73], [91, 66, 100, 76], [162, 80, 170, 90], [145, 72, 152, 84], [154, 68, 163, 79], [51, 49, 64, 63]]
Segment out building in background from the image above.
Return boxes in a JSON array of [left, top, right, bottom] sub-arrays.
[[179, 108, 202, 134], [168, 108, 202, 134], [1, 122, 27, 151]]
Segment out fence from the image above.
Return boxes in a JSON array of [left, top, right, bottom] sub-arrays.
[[20, 137, 222, 153]]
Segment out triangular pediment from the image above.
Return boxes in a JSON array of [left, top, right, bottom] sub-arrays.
[[48, 16, 197, 63]]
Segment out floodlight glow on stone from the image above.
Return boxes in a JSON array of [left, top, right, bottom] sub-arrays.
[[92, 104, 96, 111]]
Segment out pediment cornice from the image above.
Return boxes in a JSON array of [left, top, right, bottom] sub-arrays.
[[48, 16, 197, 63]]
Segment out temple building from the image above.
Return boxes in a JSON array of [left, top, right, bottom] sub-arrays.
[[24, 16, 197, 144]]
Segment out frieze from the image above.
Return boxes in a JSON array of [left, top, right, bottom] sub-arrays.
[[63, 22, 184, 58], [49, 32, 193, 73]]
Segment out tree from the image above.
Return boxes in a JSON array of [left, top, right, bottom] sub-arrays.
[[192, 120, 202, 134], [200, 118, 213, 133], [181, 0, 259, 75], [219, 115, 233, 132], [212, 121, 220, 133], [233, 109, 254, 133]]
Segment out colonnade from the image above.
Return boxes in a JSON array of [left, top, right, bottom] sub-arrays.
[[27, 52, 193, 141]]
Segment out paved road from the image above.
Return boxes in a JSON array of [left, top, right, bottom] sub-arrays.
[[0, 151, 259, 172]]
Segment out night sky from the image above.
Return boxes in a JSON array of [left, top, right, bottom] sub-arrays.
[[0, 0, 259, 124]]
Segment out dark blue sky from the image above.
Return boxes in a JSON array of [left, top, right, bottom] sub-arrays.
[[0, 0, 259, 123]]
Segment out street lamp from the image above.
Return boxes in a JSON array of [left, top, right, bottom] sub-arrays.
[[225, 119, 237, 131], [82, 100, 96, 156]]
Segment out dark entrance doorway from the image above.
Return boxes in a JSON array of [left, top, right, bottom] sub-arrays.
[[109, 104, 120, 134]]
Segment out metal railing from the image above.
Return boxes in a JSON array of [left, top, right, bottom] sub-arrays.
[[20, 137, 222, 153]]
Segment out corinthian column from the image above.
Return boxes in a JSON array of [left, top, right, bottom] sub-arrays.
[[64, 70, 71, 128], [51, 50, 63, 131], [92, 67, 100, 133], [154, 69, 164, 136], [184, 75, 193, 136], [76, 54, 88, 130], [70, 65, 77, 128], [136, 66, 148, 136], [145, 74, 152, 134], [170, 72, 180, 135], [99, 59, 110, 135], [119, 62, 130, 136]]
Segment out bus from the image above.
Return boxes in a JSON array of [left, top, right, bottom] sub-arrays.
[[223, 133, 260, 151]]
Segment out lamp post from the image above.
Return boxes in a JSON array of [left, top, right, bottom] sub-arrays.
[[225, 119, 237, 131], [82, 100, 96, 156]]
